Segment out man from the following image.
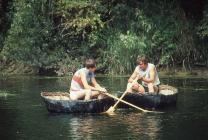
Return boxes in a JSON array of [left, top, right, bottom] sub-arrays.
[[70, 58, 106, 100], [127, 55, 160, 93]]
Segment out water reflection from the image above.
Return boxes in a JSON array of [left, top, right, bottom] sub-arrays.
[[65, 112, 162, 139], [120, 112, 162, 139], [0, 76, 208, 140]]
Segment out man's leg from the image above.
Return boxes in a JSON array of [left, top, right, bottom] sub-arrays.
[[147, 83, 155, 93], [132, 82, 145, 93], [126, 82, 133, 93], [153, 85, 159, 93], [91, 90, 100, 98], [98, 93, 106, 99], [84, 89, 92, 100], [90, 91, 107, 99], [70, 90, 86, 100], [70, 89, 92, 100]]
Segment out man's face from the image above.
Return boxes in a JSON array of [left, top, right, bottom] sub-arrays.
[[138, 61, 147, 70], [89, 67, 96, 73]]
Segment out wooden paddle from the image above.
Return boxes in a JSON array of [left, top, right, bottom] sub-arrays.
[[105, 80, 137, 113], [102, 92, 153, 113]]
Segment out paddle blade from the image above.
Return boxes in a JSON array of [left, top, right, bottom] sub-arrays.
[[106, 106, 115, 113]]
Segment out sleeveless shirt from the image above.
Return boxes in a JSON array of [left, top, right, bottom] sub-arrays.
[[70, 68, 95, 91], [135, 63, 160, 87]]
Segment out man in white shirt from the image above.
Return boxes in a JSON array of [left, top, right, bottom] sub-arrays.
[[127, 55, 160, 93]]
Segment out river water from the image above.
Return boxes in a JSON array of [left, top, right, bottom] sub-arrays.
[[0, 76, 208, 140]]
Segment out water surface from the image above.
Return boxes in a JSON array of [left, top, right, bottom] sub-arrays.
[[0, 76, 208, 140]]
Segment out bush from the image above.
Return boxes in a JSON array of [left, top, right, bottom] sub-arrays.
[[1, 0, 208, 75], [98, 0, 195, 73]]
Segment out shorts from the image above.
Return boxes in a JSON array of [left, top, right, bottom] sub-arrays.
[[69, 89, 85, 100], [143, 85, 160, 93]]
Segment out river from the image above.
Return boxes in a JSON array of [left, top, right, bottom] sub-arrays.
[[0, 76, 208, 140]]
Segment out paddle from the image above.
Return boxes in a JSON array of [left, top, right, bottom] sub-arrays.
[[105, 80, 137, 113], [101, 92, 153, 113]]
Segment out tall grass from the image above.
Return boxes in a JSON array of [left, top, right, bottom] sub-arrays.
[[102, 30, 146, 74]]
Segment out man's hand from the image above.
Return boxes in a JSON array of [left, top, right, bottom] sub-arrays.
[[99, 87, 107, 92], [129, 74, 143, 83], [128, 78, 134, 83], [136, 74, 143, 80]]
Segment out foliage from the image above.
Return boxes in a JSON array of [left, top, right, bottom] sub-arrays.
[[0, 0, 13, 51], [195, 2, 208, 66], [99, 0, 196, 73], [197, 3, 208, 39], [102, 30, 146, 74], [0, 0, 208, 75], [2, 0, 105, 69]]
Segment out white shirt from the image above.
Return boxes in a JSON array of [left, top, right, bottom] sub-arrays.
[[135, 63, 160, 87]]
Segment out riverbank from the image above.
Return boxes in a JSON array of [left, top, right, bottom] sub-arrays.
[[1, 61, 208, 78], [159, 67, 208, 78]]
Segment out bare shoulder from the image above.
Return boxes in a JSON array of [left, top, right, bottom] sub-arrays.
[[80, 70, 86, 77], [134, 66, 139, 71], [149, 63, 156, 71]]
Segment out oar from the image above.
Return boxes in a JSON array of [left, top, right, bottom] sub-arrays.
[[102, 92, 153, 113], [105, 81, 136, 113]]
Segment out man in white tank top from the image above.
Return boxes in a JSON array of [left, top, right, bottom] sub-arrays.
[[127, 55, 160, 93]]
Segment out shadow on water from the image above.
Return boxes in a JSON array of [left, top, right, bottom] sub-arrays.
[[0, 76, 208, 140]]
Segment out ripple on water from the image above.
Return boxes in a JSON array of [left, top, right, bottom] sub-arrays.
[[1, 76, 208, 140], [55, 111, 164, 139]]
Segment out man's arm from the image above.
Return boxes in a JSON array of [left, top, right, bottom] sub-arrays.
[[142, 66, 155, 83], [80, 72, 96, 90], [128, 68, 138, 83], [91, 77, 106, 92], [91, 77, 100, 88]]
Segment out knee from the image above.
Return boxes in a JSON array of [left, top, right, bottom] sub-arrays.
[[98, 94, 105, 99], [147, 83, 154, 88], [132, 84, 139, 90], [86, 89, 91, 95], [127, 83, 132, 88], [147, 83, 154, 93], [127, 83, 132, 86], [70, 93, 77, 100], [131, 82, 139, 88], [139, 85, 145, 93]]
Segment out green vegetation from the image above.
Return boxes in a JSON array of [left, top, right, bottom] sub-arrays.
[[0, 0, 208, 75]]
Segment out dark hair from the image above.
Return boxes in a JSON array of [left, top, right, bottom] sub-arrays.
[[137, 54, 148, 64], [84, 58, 96, 69]]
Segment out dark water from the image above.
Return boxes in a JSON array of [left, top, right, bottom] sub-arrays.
[[0, 76, 208, 140]]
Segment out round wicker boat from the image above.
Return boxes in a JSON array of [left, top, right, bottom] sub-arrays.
[[41, 92, 114, 113], [117, 85, 178, 109]]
